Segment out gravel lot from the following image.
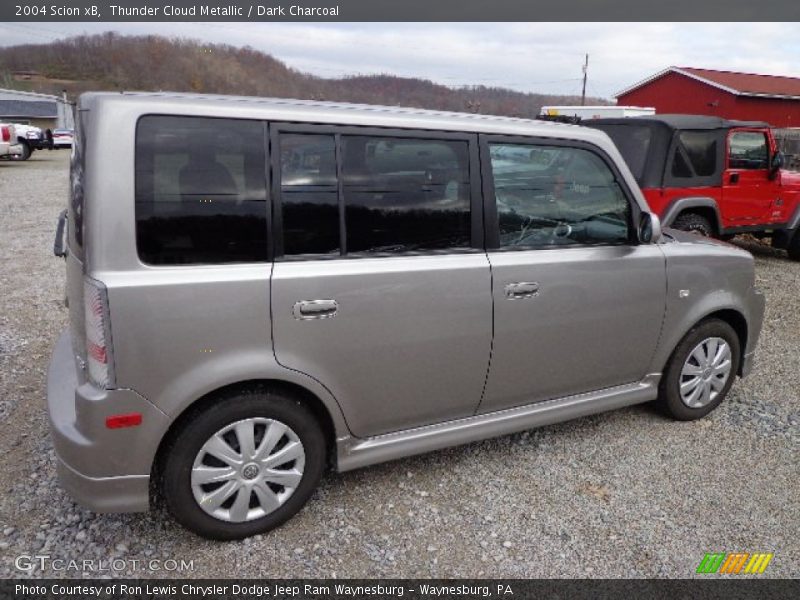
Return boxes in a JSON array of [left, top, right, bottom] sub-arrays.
[[0, 151, 797, 579]]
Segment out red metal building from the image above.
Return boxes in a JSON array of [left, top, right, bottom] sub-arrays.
[[616, 67, 800, 128]]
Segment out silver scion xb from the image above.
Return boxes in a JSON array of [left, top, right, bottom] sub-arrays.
[[48, 92, 765, 539]]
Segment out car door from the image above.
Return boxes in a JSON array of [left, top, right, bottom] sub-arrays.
[[270, 126, 492, 438], [723, 129, 778, 225], [479, 136, 666, 413]]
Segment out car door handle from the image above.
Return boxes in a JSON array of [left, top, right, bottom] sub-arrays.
[[505, 282, 539, 299], [293, 299, 338, 320], [729, 173, 740, 184]]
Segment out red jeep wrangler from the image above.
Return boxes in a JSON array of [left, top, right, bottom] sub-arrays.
[[586, 115, 800, 260]]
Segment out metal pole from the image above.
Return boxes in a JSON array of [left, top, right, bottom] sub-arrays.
[[581, 54, 589, 106]]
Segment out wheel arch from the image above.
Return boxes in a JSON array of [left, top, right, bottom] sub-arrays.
[[150, 378, 342, 496], [662, 197, 723, 233], [659, 308, 749, 379], [704, 309, 748, 376]]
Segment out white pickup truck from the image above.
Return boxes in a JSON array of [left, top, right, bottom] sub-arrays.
[[0, 123, 23, 159], [9, 123, 50, 160]]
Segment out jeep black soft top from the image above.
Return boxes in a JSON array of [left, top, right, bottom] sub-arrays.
[[585, 115, 769, 189]]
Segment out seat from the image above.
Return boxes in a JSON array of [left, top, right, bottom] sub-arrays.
[[179, 146, 237, 201]]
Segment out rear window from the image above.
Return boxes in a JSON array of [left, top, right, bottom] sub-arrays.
[[135, 116, 268, 265], [587, 124, 651, 184]]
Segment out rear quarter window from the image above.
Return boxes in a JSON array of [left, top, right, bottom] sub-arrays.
[[587, 124, 651, 185], [135, 116, 268, 265]]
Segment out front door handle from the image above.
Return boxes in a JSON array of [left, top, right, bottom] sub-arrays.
[[293, 299, 338, 320], [505, 282, 539, 299], [729, 172, 740, 184]]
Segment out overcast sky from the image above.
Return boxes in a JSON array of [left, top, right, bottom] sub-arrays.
[[1, 22, 798, 99]]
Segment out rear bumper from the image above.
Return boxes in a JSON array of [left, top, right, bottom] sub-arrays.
[[56, 457, 150, 513], [47, 329, 169, 513]]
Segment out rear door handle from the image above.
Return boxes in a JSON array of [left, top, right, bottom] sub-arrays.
[[505, 282, 539, 299], [293, 299, 338, 320]]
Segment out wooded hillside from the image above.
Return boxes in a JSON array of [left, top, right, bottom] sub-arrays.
[[0, 33, 608, 117]]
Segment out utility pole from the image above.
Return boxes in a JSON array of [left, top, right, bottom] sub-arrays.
[[581, 54, 589, 106]]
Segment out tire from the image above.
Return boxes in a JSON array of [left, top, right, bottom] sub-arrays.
[[10, 141, 31, 161], [673, 212, 713, 237], [160, 388, 326, 540], [788, 230, 800, 261], [658, 319, 740, 421]]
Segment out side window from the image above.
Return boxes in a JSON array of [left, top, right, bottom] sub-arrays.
[[342, 136, 471, 253], [489, 143, 631, 248], [729, 131, 769, 170], [135, 116, 267, 265], [671, 149, 693, 178], [280, 134, 340, 256], [677, 131, 717, 177], [278, 132, 472, 257]]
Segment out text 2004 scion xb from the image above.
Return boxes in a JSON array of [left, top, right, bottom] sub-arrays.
[[47, 92, 765, 539]]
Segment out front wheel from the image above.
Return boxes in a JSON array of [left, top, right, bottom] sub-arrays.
[[658, 319, 741, 421], [160, 389, 326, 540]]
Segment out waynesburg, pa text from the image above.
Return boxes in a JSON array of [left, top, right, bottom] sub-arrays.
[[16, 583, 514, 598]]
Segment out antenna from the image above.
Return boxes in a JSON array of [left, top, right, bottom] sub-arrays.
[[581, 54, 589, 106]]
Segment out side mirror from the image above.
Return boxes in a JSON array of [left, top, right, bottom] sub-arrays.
[[639, 212, 662, 244], [769, 151, 785, 180]]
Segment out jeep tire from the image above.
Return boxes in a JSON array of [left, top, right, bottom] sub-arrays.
[[673, 213, 713, 237]]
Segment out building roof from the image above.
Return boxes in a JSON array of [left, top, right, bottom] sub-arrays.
[[617, 67, 800, 101], [0, 99, 58, 119]]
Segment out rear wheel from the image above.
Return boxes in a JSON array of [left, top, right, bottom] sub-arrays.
[[787, 230, 800, 261], [658, 319, 740, 421], [161, 388, 326, 540], [673, 212, 713, 237], [10, 141, 31, 161]]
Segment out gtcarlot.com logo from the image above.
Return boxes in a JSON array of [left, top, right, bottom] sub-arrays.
[[14, 554, 195, 573], [697, 552, 773, 574]]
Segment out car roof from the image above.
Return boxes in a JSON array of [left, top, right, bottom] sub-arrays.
[[587, 114, 769, 130], [80, 91, 614, 144]]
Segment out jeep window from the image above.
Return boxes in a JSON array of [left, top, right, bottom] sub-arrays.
[[671, 149, 694, 178], [135, 116, 268, 265], [279, 133, 472, 256], [280, 134, 340, 256], [678, 131, 717, 177], [489, 143, 630, 248], [342, 136, 471, 254], [729, 131, 769, 170], [586, 124, 651, 184]]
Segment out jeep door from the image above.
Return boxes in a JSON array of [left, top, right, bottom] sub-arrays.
[[723, 129, 780, 225], [479, 137, 666, 413], [270, 126, 492, 438]]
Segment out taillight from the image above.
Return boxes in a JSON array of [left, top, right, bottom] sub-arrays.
[[1, 126, 9, 142], [84, 277, 115, 388]]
